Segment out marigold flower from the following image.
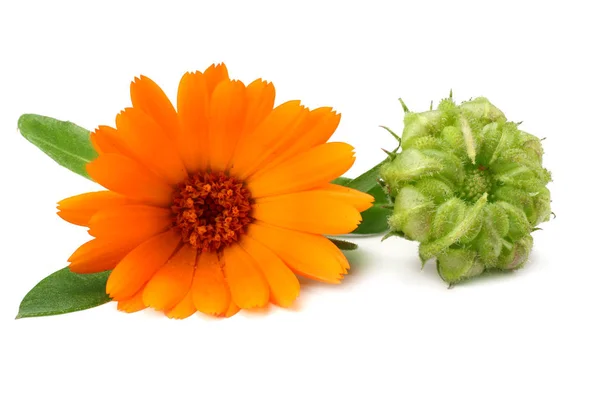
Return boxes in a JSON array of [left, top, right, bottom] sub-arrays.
[[57, 63, 373, 318]]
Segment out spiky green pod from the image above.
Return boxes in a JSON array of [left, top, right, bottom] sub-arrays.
[[381, 96, 552, 284]]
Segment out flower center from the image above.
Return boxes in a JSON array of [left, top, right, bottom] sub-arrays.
[[459, 165, 493, 203], [171, 172, 253, 252]]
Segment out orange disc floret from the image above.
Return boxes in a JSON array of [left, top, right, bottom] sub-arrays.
[[171, 172, 253, 252], [57, 63, 373, 319]]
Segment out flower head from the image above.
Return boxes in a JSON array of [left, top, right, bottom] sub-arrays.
[[58, 63, 373, 318], [381, 96, 552, 284]]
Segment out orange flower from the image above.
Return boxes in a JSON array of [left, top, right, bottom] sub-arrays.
[[57, 63, 373, 319]]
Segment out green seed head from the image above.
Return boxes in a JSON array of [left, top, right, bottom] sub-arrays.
[[380, 96, 552, 284], [460, 167, 493, 203]]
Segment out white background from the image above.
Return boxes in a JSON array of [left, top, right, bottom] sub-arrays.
[[1, 1, 598, 399]]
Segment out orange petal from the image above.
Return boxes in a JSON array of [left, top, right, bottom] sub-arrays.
[[143, 244, 197, 311], [316, 184, 375, 212], [88, 204, 172, 240], [191, 251, 230, 316], [68, 237, 136, 274], [222, 243, 269, 309], [130, 75, 179, 140], [90, 126, 121, 154], [247, 222, 349, 284], [239, 236, 299, 307], [177, 72, 210, 172], [240, 79, 276, 138], [117, 288, 147, 313], [57, 191, 132, 226], [256, 107, 340, 173], [165, 291, 196, 319], [229, 100, 308, 179], [247, 142, 355, 198], [253, 190, 362, 235], [89, 124, 139, 162], [87, 153, 173, 207], [208, 79, 247, 171], [106, 230, 181, 300], [115, 107, 187, 184], [204, 63, 230, 96], [224, 300, 240, 317]]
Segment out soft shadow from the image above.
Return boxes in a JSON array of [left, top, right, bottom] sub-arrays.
[[416, 258, 440, 281], [451, 251, 544, 288], [343, 249, 371, 281], [289, 248, 370, 311], [407, 249, 545, 288], [190, 304, 278, 321], [242, 304, 273, 316], [452, 268, 520, 288]]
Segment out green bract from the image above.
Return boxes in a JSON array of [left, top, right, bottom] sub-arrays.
[[380, 96, 552, 284]]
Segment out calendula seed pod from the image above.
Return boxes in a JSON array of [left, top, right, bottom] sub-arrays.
[[381, 95, 552, 284]]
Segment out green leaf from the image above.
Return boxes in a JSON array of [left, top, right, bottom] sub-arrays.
[[333, 160, 393, 235], [18, 114, 97, 180], [16, 267, 111, 319], [329, 238, 358, 251], [354, 205, 392, 234], [356, 177, 392, 234], [333, 175, 389, 205], [346, 160, 387, 193], [331, 176, 353, 186], [366, 182, 389, 205]]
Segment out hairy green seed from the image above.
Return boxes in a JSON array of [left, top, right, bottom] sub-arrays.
[[381, 96, 552, 284]]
